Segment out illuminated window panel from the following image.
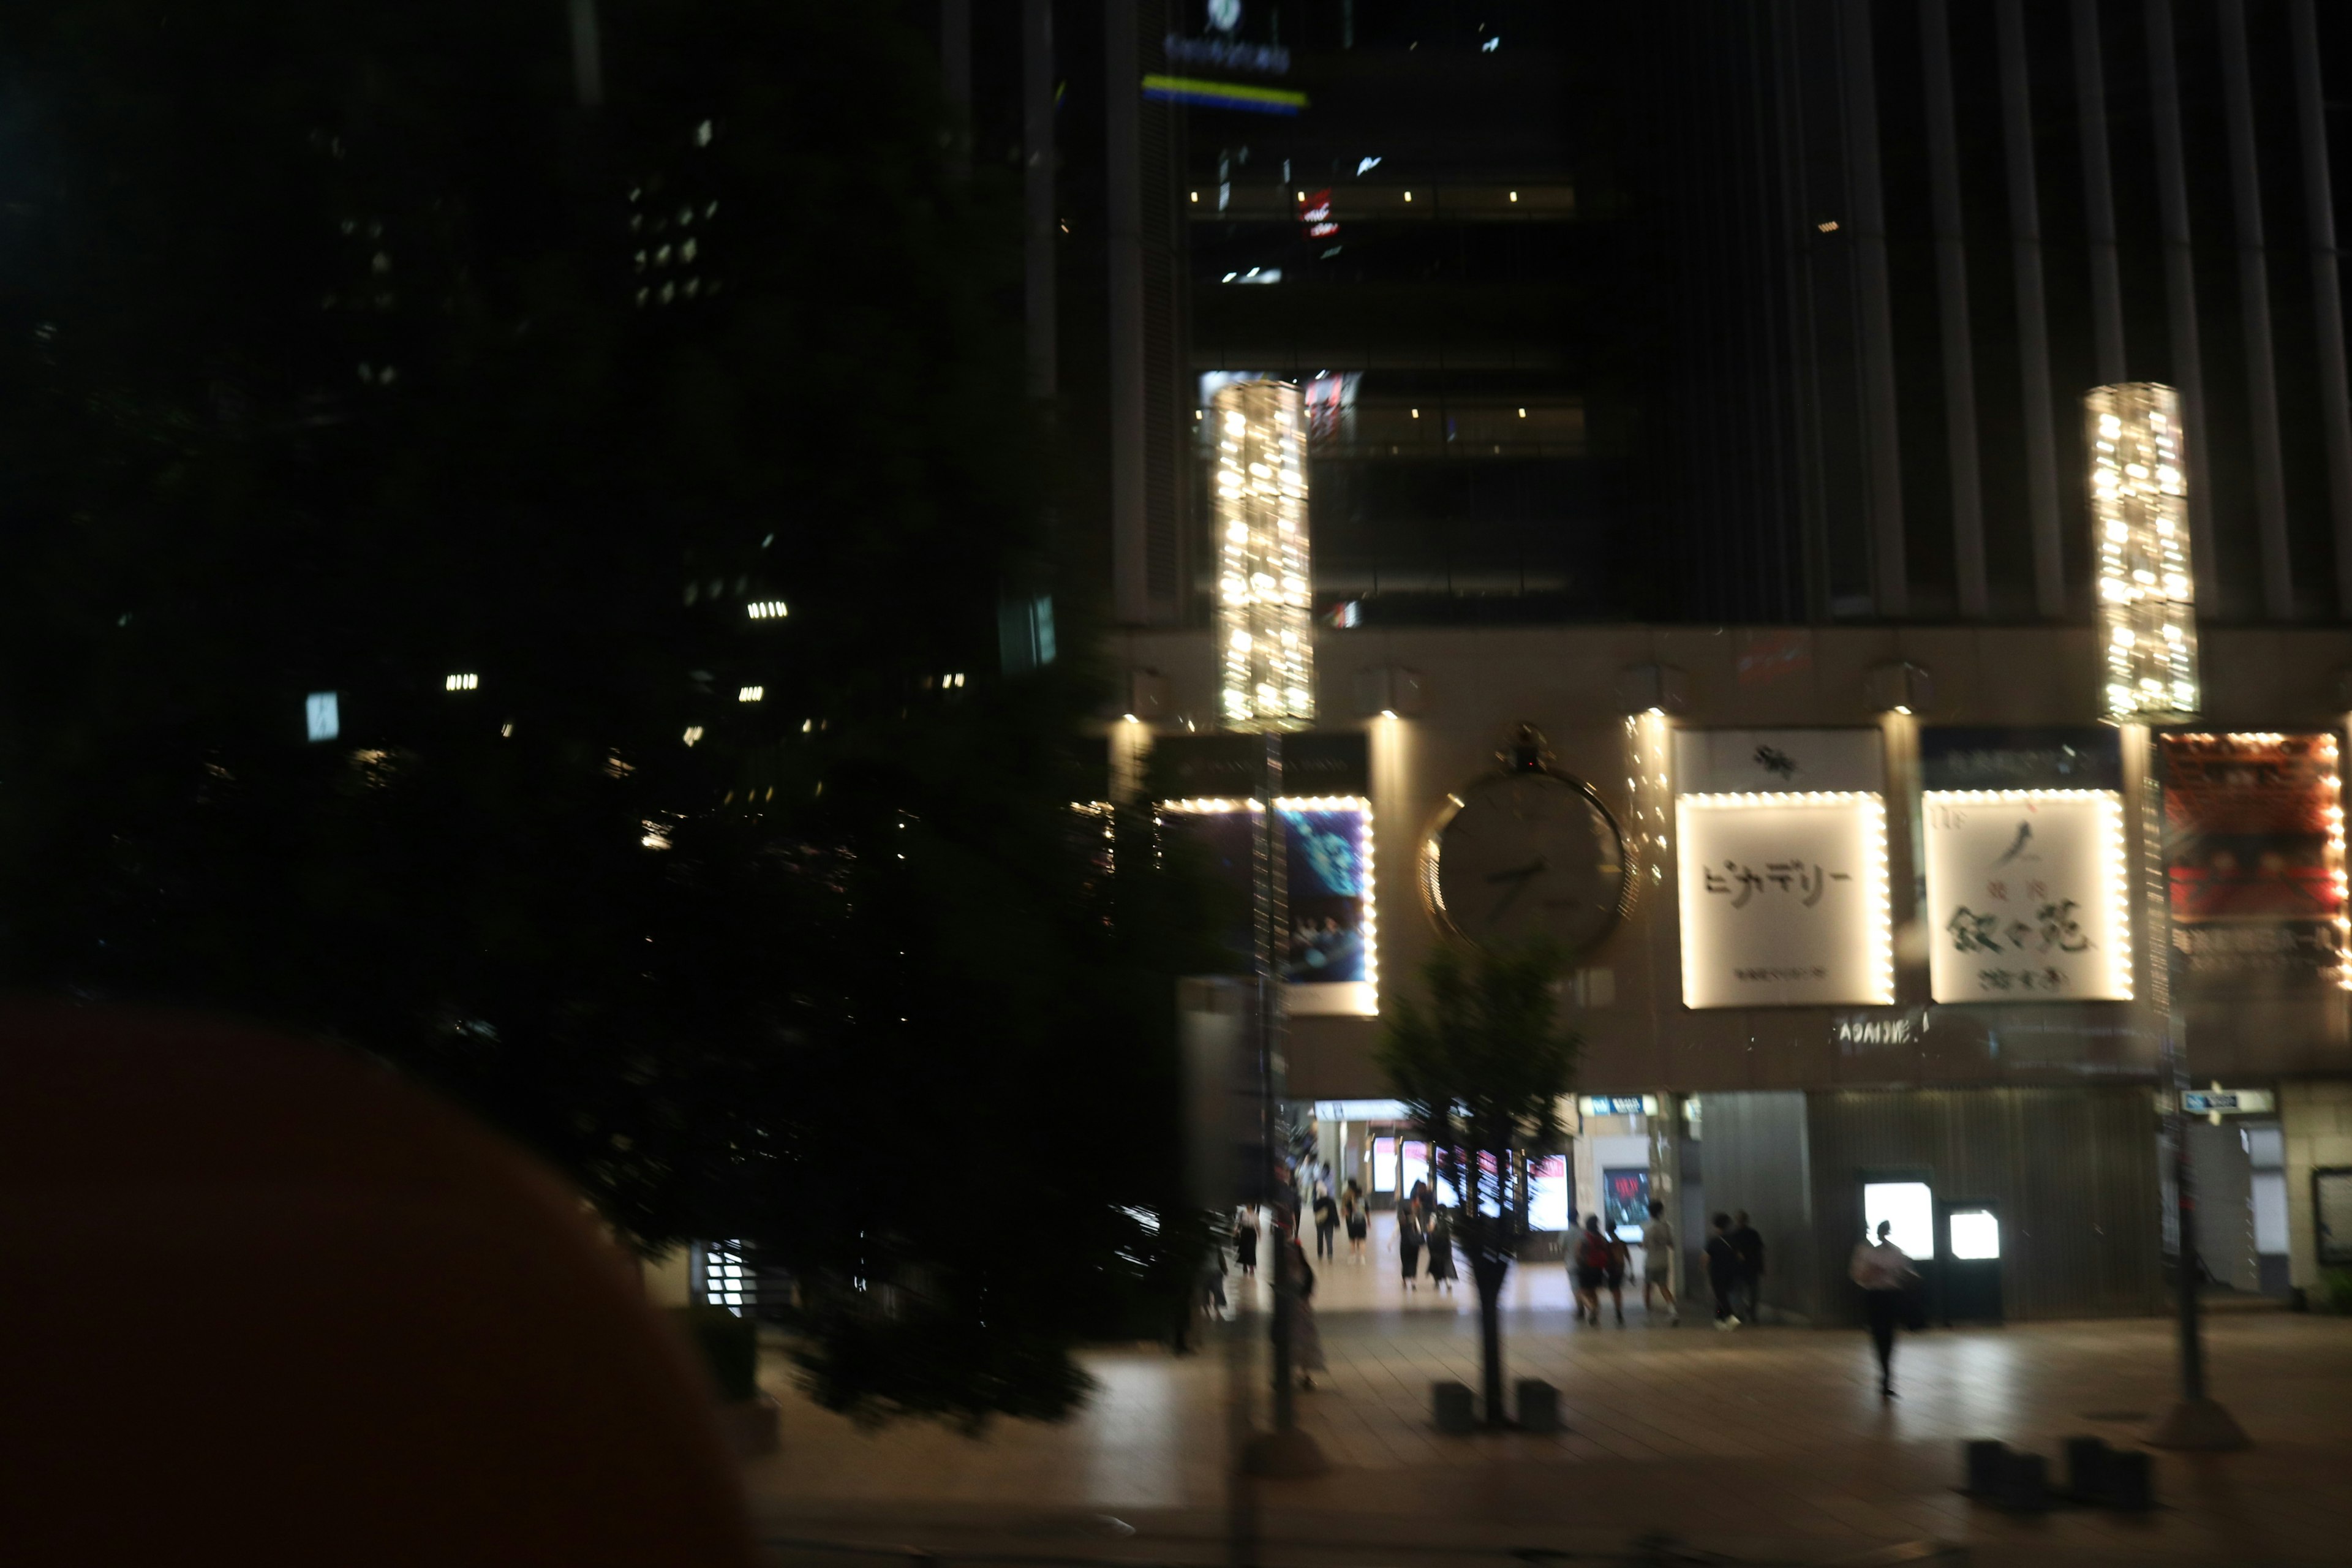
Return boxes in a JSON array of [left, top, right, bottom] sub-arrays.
[[2086, 382, 2198, 720], [1211, 380, 1313, 731], [1921, 790, 2132, 1003], [1675, 791, 1893, 1009]]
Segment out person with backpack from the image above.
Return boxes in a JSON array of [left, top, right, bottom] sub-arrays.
[[1396, 1202, 1424, 1292], [1572, 1215, 1611, 1325], [1311, 1187, 1340, 1261], [1342, 1180, 1369, 1262]]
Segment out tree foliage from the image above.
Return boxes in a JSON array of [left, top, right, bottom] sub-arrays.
[[0, 0, 1220, 1427], [1376, 940, 1579, 1425]]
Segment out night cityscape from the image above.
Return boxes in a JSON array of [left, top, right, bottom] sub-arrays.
[[4, 2, 2351, 1564]]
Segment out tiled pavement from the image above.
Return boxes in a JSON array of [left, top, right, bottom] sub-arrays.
[[747, 1232, 2352, 1565]]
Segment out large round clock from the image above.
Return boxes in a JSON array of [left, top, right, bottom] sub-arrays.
[[1422, 755, 1629, 952]]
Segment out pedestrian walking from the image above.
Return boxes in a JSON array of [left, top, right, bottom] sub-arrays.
[[1642, 1199, 1679, 1325], [1730, 1210, 1766, 1323], [1426, 1208, 1458, 1292], [1343, 1181, 1369, 1262], [1705, 1212, 1741, 1328], [1849, 1220, 1918, 1398], [1571, 1215, 1611, 1325], [1234, 1205, 1260, 1279], [1280, 1230, 1326, 1389], [1312, 1187, 1340, 1260], [1197, 1242, 1227, 1319], [1604, 1226, 1631, 1325], [1397, 1203, 1424, 1291]]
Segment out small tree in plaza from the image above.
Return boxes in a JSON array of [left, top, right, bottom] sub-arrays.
[[1377, 940, 1580, 1428]]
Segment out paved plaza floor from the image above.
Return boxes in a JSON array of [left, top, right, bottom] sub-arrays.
[[747, 1224, 2352, 1565]]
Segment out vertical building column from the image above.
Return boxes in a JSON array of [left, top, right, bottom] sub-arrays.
[[2289, 0, 2352, 619], [2146, 0, 2218, 604], [1842, 0, 1908, 616], [2073, 0, 2128, 385], [940, 0, 971, 179], [1921, 0, 1988, 618], [1999, 0, 2068, 619], [2218, 0, 2294, 620], [1106, 1, 1150, 624], [1022, 0, 1056, 402]]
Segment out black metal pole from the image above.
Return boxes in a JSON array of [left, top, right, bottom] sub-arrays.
[[1259, 733, 1293, 1434]]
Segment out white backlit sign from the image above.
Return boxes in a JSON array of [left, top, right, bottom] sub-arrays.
[[1676, 793, 1894, 1008], [1923, 791, 2132, 1003], [1863, 1181, 1934, 1260], [1948, 1209, 2001, 1261]]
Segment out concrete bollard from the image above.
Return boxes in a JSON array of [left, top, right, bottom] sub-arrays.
[[1963, 1439, 2010, 1495], [2063, 1435, 2112, 1501], [2103, 1448, 2154, 1511], [1432, 1381, 1476, 1434], [1515, 1379, 1560, 1434], [1994, 1450, 2051, 1512]]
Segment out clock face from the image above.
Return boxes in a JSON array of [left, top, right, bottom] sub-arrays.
[[1423, 771, 1628, 952]]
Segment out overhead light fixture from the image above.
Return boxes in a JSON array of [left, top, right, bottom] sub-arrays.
[[444, 673, 478, 692]]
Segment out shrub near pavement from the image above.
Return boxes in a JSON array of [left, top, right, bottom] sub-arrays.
[[671, 1305, 761, 1404], [2326, 1269, 2352, 1315]]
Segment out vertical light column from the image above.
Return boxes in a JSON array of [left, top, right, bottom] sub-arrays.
[[1214, 380, 1313, 730], [2089, 382, 2199, 720]]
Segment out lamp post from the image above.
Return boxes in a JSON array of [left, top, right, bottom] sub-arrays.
[[2086, 382, 2248, 1451], [1213, 379, 1328, 1480]]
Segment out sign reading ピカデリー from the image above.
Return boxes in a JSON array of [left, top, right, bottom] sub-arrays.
[[1924, 790, 2131, 1003], [1676, 793, 1893, 1008]]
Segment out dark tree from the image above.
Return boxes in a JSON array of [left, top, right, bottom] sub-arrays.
[[1376, 940, 1580, 1428], [0, 0, 1219, 1426]]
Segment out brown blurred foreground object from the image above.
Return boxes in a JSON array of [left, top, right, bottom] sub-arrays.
[[0, 1003, 758, 1566]]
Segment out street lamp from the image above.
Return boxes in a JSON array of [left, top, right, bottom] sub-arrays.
[[2086, 382, 2246, 1450]]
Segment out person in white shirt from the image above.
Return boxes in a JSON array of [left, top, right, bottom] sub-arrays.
[[1641, 1200, 1679, 1325], [1849, 1221, 1917, 1398]]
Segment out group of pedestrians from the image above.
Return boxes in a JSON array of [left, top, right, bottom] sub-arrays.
[[1564, 1202, 1760, 1330], [1212, 1173, 1929, 1404], [1308, 1180, 1374, 1262], [1393, 1180, 1459, 1292]]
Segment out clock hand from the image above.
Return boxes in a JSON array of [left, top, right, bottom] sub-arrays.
[[1485, 859, 1547, 884], [1490, 867, 1545, 923]]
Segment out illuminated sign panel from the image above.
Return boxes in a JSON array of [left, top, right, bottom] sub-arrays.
[[1156, 795, 1375, 1016], [1924, 791, 2132, 1003], [1676, 793, 1894, 1009], [2162, 733, 2348, 992]]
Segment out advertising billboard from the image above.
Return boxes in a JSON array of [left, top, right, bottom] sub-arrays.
[[1156, 795, 1376, 1016], [1923, 790, 2132, 1003], [2162, 733, 2347, 992], [1676, 793, 1894, 1008]]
